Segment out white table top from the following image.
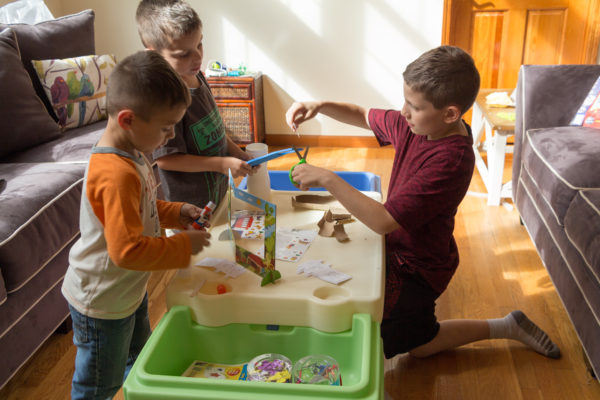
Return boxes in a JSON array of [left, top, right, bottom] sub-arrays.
[[166, 189, 385, 332]]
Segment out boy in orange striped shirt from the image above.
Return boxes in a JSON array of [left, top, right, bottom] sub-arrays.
[[62, 50, 211, 399]]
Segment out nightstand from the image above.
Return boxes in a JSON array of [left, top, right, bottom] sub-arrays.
[[206, 73, 265, 145]]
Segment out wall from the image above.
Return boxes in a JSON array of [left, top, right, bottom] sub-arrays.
[[6, 0, 444, 137]]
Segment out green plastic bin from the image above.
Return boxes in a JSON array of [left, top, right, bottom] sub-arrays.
[[124, 306, 383, 400]]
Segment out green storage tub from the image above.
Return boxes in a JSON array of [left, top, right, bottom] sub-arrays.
[[124, 306, 383, 400]]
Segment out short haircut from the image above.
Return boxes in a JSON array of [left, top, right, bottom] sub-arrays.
[[106, 50, 191, 120], [403, 45, 480, 115], [136, 0, 202, 50]]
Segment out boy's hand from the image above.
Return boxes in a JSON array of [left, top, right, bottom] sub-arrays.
[[291, 163, 334, 191], [179, 203, 205, 229], [286, 101, 321, 131], [223, 156, 253, 178], [183, 230, 211, 254]]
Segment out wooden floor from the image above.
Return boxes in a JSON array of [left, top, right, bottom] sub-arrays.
[[2, 146, 599, 400]]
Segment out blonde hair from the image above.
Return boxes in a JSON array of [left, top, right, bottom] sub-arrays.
[[136, 0, 202, 50], [106, 50, 191, 120]]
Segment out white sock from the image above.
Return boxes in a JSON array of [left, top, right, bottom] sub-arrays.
[[488, 310, 561, 359]]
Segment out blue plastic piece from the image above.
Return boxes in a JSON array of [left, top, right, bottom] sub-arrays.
[[246, 148, 300, 166], [239, 170, 381, 193]]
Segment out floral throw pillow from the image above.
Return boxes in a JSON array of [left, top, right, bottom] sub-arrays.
[[32, 54, 117, 130]]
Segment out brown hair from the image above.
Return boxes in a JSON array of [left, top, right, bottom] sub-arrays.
[[136, 0, 202, 50], [403, 45, 480, 115], [106, 50, 191, 119]]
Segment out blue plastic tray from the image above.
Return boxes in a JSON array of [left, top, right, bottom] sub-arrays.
[[239, 171, 381, 193]]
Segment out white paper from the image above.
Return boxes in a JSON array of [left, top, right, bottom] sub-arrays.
[[195, 257, 247, 278], [297, 260, 352, 285]]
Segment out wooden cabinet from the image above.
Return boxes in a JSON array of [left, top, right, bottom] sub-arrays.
[[206, 73, 265, 145]]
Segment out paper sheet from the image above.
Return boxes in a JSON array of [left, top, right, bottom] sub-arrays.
[[297, 260, 352, 285], [195, 257, 247, 278], [255, 228, 317, 262]]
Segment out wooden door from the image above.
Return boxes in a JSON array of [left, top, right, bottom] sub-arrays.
[[443, 0, 600, 89]]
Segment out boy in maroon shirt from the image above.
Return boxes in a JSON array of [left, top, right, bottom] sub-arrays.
[[286, 46, 560, 360]]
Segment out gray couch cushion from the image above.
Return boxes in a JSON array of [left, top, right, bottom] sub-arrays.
[[0, 269, 5, 306], [0, 162, 85, 292], [522, 126, 600, 225], [565, 190, 600, 286], [0, 28, 60, 159], [4, 120, 105, 163], [0, 10, 95, 122]]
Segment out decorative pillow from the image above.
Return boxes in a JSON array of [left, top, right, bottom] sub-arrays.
[[0, 9, 95, 122], [0, 28, 60, 159], [33, 54, 117, 130], [570, 75, 600, 126]]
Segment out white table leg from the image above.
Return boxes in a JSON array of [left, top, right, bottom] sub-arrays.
[[486, 131, 508, 206]]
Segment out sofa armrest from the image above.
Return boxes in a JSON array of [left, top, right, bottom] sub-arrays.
[[512, 64, 600, 204]]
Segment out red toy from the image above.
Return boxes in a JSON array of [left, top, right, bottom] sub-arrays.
[[216, 284, 227, 294]]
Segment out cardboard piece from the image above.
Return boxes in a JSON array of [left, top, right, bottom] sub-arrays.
[[292, 194, 348, 214], [227, 171, 280, 286], [317, 210, 350, 242]]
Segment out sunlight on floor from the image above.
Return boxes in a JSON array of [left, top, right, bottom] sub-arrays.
[[503, 269, 555, 296]]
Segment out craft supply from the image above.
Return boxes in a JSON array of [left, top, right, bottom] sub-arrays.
[[289, 145, 309, 185], [292, 354, 341, 385], [216, 284, 227, 294], [182, 360, 248, 380], [246, 147, 299, 166], [247, 353, 292, 383], [195, 257, 247, 278], [297, 260, 352, 285], [192, 201, 216, 230]]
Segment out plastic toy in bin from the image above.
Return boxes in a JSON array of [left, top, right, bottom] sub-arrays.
[[292, 355, 341, 385], [247, 353, 292, 383]]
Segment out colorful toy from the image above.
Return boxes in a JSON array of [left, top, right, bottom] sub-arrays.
[[247, 353, 292, 383], [292, 354, 341, 385], [228, 171, 280, 286], [289, 145, 309, 185], [192, 201, 216, 231]]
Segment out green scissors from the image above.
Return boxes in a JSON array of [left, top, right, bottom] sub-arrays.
[[289, 145, 309, 185]]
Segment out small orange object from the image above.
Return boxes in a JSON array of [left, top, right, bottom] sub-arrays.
[[216, 284, 227, 294]]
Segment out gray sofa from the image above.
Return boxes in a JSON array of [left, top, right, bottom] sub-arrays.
[[0, 10, 106, 389], [513, 64, 600, 378]]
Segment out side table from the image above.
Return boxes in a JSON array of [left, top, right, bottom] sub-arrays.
[[471, 89, 516, 206], [206, 72, 265, 145]]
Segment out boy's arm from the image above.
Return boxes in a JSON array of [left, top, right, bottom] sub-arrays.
[[88, 156, 191, 270], [286, 101, 371, 131], [156, 200, 186, 229], [291, 163, 400, 235], [225, 135, 251, 160], [155, 152, 252, 178]]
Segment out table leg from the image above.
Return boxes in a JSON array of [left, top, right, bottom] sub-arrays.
[[486, 130, 508, 206]]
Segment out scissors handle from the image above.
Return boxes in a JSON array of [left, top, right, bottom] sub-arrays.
[[289, 159, 306, 185]]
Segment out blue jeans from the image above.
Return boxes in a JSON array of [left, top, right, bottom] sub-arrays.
[[69, 294, 151, 400]]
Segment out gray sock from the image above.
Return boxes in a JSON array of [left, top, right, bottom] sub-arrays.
[[488, 310, 561, 359]]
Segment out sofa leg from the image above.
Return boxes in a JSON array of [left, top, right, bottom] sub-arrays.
[[55, 315, 72, 334], [582, 348, 597, 380]]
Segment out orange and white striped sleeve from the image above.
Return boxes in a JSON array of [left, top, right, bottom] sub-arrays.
[[86, 153, 191, 271]]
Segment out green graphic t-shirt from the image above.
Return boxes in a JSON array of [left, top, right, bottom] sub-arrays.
[[153, 73, 228, 207]]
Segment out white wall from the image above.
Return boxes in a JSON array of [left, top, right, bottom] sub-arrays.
[[36, 0, 444, 136]]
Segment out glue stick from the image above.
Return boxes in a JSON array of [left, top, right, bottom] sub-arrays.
[[192, 201, 216, 230]]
